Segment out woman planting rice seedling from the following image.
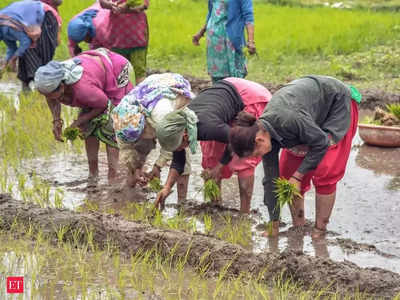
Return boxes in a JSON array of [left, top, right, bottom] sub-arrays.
[[98, 0, 149, 84], [155, 78, 272, 213], [192, 0, 256, 83], [0, 0, 44, 75], [34, 48, 133, 186], [111, 73, 194, 200], [229, 75, 361, 238]]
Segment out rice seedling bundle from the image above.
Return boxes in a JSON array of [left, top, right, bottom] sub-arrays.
[[148, 177, 163, 193], [63, 127, 80, 141], [203, 179, 220, 202], [126, 0, 142, 8], [386, 103, 400, 120], [274, 177, 301, 212]]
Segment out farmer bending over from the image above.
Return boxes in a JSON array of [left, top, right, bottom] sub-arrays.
[[34, 48, 133, 186], [155, 78, 272, 213], [0, 0, 43, 73], [111, 73, 194, 200], [229, 75, 361, 238]]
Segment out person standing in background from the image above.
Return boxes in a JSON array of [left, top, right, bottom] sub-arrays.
[[192, 0, 256, 83], [99, 0, 149, 84]]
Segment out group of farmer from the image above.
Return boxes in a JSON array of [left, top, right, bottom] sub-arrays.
[[0, 0, 362, 239]]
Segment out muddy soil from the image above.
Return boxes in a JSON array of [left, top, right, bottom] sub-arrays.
[[1, 193, 400, 298]]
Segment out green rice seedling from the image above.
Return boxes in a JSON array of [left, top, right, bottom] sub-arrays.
[[126, 0, 142, 8], [203, 179, 221, 202], [148, 177, 163, 193], [203, 214, 213, 235], [386, 103, 400, 120], [63, 127, 81, 141], [274, 177, 302, 213]]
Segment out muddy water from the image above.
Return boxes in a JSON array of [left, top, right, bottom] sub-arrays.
[[0, 81, 21, 110], [17, 130, 400, 274]]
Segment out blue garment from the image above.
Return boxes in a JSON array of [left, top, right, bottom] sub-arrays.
[[206, 0, 254, 52], [0, 0, 45, 27], [0, 25, 31, 60], [68, 9, 98, 43]]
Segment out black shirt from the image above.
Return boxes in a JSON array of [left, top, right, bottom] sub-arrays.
[[171, 80, 244, 174]]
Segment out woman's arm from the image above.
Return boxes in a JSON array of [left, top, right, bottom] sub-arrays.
[[192, 24, 207, 46], [72, 107, 105, 128], [261, 140, 280, 221], [46, 99, 64, 142], [245, 23, 256, 54], [155, 149, 186, 209]]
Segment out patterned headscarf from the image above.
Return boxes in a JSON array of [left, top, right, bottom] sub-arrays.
[[112, 73, 194, 143], [68, 9, 98, 43], [34, 58, 83, 93], [155, 107, 198, 154]]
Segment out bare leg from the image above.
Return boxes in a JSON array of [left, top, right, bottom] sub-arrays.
[[106, 144, 119, 184], [289, 195, 306, 227], [85, 136, 100, 181], [177, 175, 189, 205], [312, 192, 336, 239], [238, 175, 254, 213]]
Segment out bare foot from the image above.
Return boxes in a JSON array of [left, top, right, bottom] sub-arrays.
[[311, 227, 326, 239]]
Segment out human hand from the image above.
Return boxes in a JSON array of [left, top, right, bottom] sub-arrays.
[[155, 186, 171, 210], [192, 33, 202, 46], [288, 176, 302, 200], [148, 164, 161, 180], [52, 119, 64, 142], [203, 163, 223, 181], [247, 41, 256, 55]]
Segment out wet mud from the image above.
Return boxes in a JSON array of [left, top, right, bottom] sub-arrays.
[[1, 193, 400, 298]]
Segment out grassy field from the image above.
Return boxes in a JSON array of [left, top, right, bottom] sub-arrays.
[[1, 0, 400, 87]]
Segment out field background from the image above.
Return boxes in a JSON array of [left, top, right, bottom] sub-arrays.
[[1, 0, 400, 89]]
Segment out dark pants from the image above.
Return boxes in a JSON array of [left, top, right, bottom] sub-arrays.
[[17, 12, 58, 84]]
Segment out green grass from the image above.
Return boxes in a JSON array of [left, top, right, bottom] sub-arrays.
[[2, 0, 400, 85]]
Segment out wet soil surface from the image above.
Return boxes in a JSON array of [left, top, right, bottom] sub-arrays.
[[1, 193, 400, 298], [15, 130, 400, 276], [2, 77, 400, 293]]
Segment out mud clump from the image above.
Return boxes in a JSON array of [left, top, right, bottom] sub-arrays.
[[373, 107, 400, 126], [1, 193, 400, 297]]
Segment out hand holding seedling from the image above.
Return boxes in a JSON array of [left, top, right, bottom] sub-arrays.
[[202, 163, 223, 181], [155, 186, 171, 210]]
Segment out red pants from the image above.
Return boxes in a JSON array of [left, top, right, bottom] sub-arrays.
[[201, 78, 271, 179], [279, 101, 358, 195]]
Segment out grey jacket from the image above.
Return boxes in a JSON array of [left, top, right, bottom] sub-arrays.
[[259, 75, 353, 220]]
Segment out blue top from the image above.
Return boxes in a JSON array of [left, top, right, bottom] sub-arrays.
[[0, 26, 31, 60], [206, 0, 254, 52], [0, 0, 45, 27]]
